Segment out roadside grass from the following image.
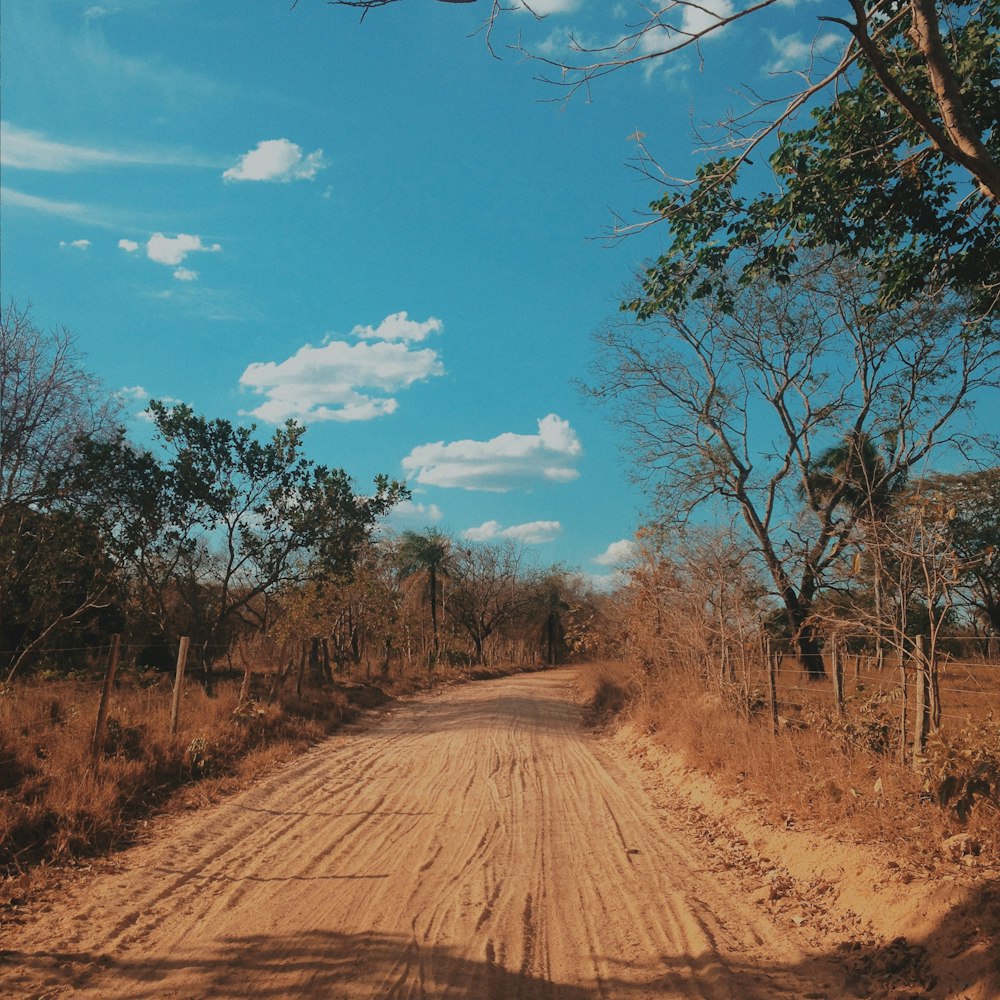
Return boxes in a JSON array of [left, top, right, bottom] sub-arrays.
[[576, 660, 998, 862], [0, 660, 527, 878]]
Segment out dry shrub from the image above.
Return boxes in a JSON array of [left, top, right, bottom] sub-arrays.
[[577, 660, 640, 727], [0, 657, 532, 875], [613, 659, 970, 859]]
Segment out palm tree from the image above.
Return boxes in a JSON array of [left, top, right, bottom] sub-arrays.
[[803, 431, 908, 672], [396, 529, 451, 664], [803, 431, 907, 520]]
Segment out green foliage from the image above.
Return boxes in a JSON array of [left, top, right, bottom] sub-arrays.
[[628, 1, 999, 318]]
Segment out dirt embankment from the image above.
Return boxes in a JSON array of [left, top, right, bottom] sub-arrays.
[[1, 669, 996, 998]]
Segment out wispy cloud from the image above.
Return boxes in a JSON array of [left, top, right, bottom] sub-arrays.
[[0, 121, 218, 172], [1, 185, 123, 228], [765, 31, 843, 73], [59, 238, 91, 250], [402, 414, 582, 492], [239, 313, 445, 423], [386, 499, 445, 526], [224, 139, 326, 182], [463, 519, 562, 544]]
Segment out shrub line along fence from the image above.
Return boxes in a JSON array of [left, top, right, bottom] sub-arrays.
[[718, 634, 999, 770]]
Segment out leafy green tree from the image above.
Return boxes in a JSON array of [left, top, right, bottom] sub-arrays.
[[627, 1, 998, 315], [322, 1, 997, 311], [143, 401, 407, 643]]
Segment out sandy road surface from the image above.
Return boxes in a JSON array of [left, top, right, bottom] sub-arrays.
[[3, 669, 841, 998]]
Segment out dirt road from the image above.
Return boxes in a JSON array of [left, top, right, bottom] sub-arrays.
[[4, 670, 853, 997]]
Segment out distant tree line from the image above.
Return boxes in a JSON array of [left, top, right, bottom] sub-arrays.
[[1, 302, 609, 683]]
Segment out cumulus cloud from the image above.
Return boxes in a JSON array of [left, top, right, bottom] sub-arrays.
[[594, 539, 638, 566], [766, 31, 843, 72], [118, 238, 139, 252], [146, 232, 221, 266], [351, 312, 443, 343], [173, 267, 198, 281], [402, 414, 582, 492], [59, 239, 90, 250], [223, 139, 326, 182], [463, 520, 562, 544], [118, 385, 148, 401], [239, 313, 445, 423]]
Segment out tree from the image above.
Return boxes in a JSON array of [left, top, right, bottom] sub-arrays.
[[1, 303, 121, 681], [318, 1, 998, 311], [920, 468, 1000, 633], [396, 529, 452, 664], [591, 253, 998, 676], [445, 541, 531, 664], [145, 402, 407, 641]]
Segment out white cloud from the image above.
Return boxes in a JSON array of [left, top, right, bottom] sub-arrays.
[[59, 239, 91, 250], [145, 233, 221, 266], [402, 414, 582, 492], [512, 0, 580, 14], [2, 186, 125, 228], [351, 312, 443, 343], [223, 138, 326, 182], [173, 267, 198, 281], [766, 31, 843, 73], [594, 539, 638, 566], [463, 520, 562, 544], [679, 0, 734, 36], [119, 385, 147, 400], [118, 238, 139, 252], [387, 499, 445, 525], [240, 313, 445, 423], [0, 121, 216, 173]]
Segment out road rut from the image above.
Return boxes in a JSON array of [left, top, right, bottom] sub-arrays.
[[2, 669, 838, 998]]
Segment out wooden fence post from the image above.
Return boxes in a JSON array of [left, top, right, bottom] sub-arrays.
[[899, 649, 909, 766], [91, 634, 121, 768], [766, 638, 779, 734], [170, 636, 190, 736], [832, 635, 844, 718], [912, 635, 929, 770]]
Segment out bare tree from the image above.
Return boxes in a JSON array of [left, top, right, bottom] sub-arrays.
[[590, 253, 999, 676], [445, 540, 532, 664]]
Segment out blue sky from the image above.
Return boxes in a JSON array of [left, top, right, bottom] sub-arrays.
[[1, 0, 844, 581]]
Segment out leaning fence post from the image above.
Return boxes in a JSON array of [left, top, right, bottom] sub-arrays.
[[766, 637, 779, 734], [91, 634, 121, 769], [912, 635, 929, 770], [899, 647, 909, 766], [832, 635, 844, 718], [170, 636, 190, 736]]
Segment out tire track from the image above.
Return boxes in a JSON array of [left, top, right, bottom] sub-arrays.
[[3, 670, 837, 999]]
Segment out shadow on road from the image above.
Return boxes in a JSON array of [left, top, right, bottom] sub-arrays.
[[3, 888, 997, 1000]]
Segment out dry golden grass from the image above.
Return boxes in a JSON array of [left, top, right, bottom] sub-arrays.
[[0, 660, 535, 875], [576, 659, 998, 862]]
